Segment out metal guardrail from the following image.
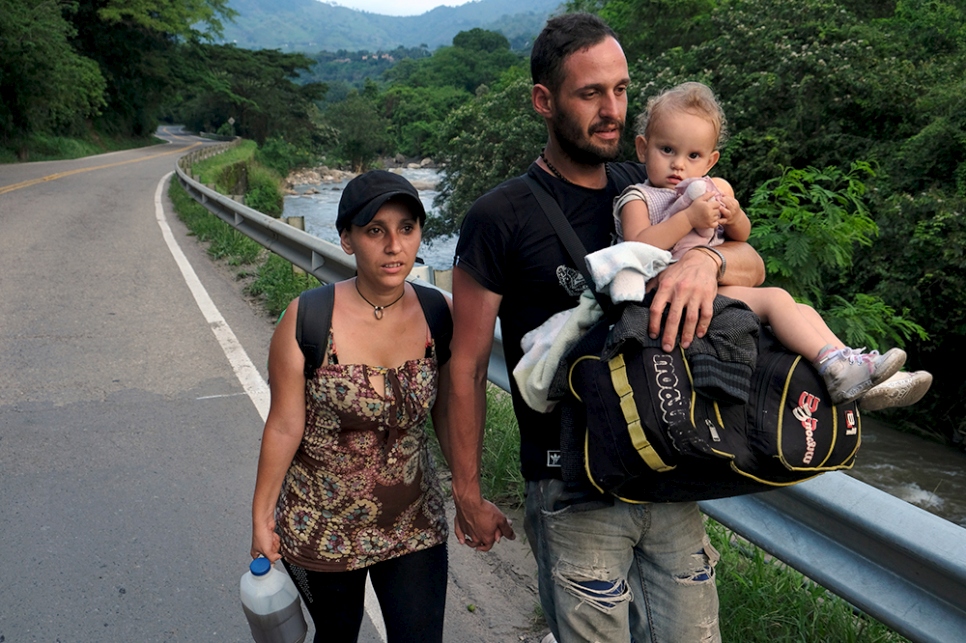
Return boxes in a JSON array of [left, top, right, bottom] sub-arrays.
[[176, 147, 357, 285], [701, 475, 966, 643], [176, 148, 966, 643]]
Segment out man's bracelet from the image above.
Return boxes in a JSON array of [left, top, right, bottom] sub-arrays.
[[690, 245, 727, 281]]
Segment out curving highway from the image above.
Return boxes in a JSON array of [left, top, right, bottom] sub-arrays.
[[0, 128, 542, 643], [0, 128, 282, 641]]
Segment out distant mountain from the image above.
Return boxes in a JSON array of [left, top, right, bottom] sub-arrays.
[[219, 0, 563, 52]]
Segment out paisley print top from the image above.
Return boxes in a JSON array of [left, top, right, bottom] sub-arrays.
[[275, 333, 447, 572]]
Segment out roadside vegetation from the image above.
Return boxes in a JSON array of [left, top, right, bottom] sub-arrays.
[[9, 2, 963, 442], [169, 177, 318, 318]]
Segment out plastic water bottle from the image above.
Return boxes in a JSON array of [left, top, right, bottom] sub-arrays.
[[240, 557, 308, 643]]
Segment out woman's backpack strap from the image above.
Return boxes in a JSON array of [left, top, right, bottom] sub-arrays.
[[412, 283, 453, 366], [295, 283, 336, 379]]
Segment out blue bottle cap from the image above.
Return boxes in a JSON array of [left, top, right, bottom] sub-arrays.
[[250, 557, 272, 576]]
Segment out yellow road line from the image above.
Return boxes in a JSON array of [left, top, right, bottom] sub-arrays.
[[0, 142, 202, 197]]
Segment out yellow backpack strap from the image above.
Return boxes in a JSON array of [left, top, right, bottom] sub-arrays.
[[609, 354, 675, 472]]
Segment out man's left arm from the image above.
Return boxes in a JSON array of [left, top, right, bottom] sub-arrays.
[[648, 241, 764, 352]]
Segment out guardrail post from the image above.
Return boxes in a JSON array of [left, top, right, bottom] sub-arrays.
[[284, 217, 306, 276]]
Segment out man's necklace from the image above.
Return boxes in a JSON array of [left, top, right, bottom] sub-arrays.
[[355, 280, 404, 320], [540, 150, 610, 185]]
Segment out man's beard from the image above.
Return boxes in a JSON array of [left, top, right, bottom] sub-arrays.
[[551, 108, 624, 167]]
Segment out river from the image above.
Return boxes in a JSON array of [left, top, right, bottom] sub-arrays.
[[282, 168, 966, 529], [282, 167, 459, 271]]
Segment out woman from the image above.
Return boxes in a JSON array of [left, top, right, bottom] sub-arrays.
[[250, 170, 452, 642]]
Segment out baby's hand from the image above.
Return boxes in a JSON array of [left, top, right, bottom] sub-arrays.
[[685, 192, 721, 229], [716, 194, 743, 226]]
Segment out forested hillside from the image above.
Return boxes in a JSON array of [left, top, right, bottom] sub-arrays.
[[219, 0, 562, 51], [431, 0, 966, 444], [2, 0, 963, 445]]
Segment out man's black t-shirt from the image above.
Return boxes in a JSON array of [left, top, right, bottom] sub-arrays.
[[454, 161, 647, 481]]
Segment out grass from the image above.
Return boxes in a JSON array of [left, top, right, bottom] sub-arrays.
[[190, 139, 285, 217], [0, 131, 161, 163], [190, 139, 260, 186], [709, 520, 909, 642], [168, 176, 318, 318], [172, 146, 909, 643], [247, 253, 321, 318], [480, 385, 526, 506]]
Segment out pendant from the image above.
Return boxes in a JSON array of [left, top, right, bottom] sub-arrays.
[[373, 307, 385, 320]]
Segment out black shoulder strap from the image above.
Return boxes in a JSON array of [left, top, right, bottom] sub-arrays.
[[295, 283, 336, 379], [297, 282, 453, 378], [523, 175, 614, 315], [412, 283, 453, 365]]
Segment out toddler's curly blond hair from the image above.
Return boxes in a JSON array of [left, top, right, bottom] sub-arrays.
[[636, 81, 728, 147]]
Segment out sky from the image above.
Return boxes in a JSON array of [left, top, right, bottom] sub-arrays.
[[324, 0, 475, 16]]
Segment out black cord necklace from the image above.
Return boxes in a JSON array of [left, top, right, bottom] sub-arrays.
[[540, 149, 610, 185], [355, 279, 405, 320], [540, 150, 571, 184]]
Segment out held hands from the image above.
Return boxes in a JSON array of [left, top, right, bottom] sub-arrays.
[[454, 496, 516, 552]]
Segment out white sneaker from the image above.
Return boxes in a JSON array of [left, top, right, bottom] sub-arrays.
[[859, 370, 933, 411], [541, 634, 558, 643], [816, 345, 906, 404]]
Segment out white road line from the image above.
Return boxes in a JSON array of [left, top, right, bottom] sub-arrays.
[[154, 173, 387, 642], [154, 172, 271, 420]]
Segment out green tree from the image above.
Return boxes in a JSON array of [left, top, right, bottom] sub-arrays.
[[0, 0, 106, 152], [566, 0, 716, 63], [431, 69, 545, 237], [325, 89, 389, 171], [67, 0, 235, 136], [386, 29, 522, 94], [381, 85, 470, 157], [175, 44, 327, 145], [452, 27, 512, 53]]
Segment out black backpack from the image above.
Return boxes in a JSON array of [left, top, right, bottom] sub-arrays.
[[525, 175, 861, 503], [560, 317, 861, 503], [295, 282, 452, 378]]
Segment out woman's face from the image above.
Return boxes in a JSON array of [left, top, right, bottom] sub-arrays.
[[340, 200, 422, 287]]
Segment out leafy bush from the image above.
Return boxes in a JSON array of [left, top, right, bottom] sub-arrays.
[[747, 162, 927, 350], [246, 254, 320, 318], [255, 137, 319, 176], [245, 164, 284, 217]]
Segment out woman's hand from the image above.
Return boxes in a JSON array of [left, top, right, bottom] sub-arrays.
[[251, 518, 282, 562]]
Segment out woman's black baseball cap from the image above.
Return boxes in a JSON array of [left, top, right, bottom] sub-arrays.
[[336, 170, 426, 233]]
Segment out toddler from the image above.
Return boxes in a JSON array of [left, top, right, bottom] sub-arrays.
[[616, 81, 925, 405]]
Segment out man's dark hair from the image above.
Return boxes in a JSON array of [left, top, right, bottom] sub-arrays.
[[530, 13, 619, 93]]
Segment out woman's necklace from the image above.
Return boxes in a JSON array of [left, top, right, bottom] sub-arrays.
[[355, 280, 405, 320], [540, 149, 610, 185]]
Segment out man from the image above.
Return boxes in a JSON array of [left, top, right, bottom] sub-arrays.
[[447, 13, 765, 642]]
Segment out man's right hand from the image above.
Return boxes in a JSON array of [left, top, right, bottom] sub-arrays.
[[453, 495, 515, 552]]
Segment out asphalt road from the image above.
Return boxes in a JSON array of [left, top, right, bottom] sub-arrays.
[[0, 129, 281, 641], [0, 129, 544, 643]]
